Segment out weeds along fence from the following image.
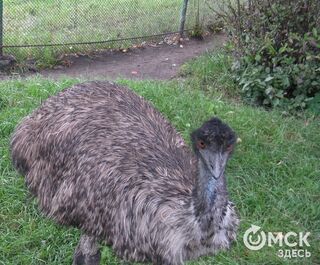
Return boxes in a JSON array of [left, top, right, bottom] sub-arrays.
[[0, 0, 217, 63]]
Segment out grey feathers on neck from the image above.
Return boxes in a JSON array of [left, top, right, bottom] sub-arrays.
[[193, 159, 228, 217]]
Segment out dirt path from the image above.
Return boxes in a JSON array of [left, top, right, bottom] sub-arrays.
[[40, 33, 227, 80]]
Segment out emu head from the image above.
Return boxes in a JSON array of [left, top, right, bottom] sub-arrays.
[[191, 117, 236, 180]]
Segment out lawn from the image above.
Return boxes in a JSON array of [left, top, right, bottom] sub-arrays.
[[0, 52, 319, 264], [3, 0, 203, 63]]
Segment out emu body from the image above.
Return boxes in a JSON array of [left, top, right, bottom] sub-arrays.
[[11, 81, 239, 265]]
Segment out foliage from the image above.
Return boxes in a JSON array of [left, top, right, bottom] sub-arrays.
[[217, 0, 320, 113]]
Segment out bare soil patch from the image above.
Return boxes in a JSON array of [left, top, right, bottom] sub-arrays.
[[39, 33, 227, 80]]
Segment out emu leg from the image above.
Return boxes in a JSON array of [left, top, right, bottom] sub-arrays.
[[152, 255, 173, 265], [73, 234, 101, 265]]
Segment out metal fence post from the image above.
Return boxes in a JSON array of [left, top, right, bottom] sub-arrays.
[[179, 0, 189, 37], [0, 0, 3, 56]]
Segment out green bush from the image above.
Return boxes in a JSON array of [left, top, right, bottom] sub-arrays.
[[224, 0, 320, 113]]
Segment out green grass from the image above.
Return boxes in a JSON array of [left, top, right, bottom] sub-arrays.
[[179, 51, 239, 98], [3, 0, 221, 66], [0, 53, 319, 264], [4, 0, 200, 64]]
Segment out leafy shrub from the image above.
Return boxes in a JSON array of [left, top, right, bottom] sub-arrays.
[[218, 0, 320, 113]]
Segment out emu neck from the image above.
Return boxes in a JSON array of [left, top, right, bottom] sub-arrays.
[[193, 159, 228, 217]]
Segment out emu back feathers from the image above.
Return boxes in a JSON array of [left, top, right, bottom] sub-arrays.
[[10, 81, 238, 264]]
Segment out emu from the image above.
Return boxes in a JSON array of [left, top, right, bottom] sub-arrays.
[[10, 81, 239, 265]]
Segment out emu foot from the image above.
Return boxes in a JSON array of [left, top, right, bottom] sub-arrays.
[[73, 234, 101, 265], [73, 252, 100, 265]]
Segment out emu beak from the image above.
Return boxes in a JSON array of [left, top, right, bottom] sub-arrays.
[[202, 150, 228, 179]]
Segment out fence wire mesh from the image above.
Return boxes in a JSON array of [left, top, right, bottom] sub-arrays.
[[2, 0, 213, 61]]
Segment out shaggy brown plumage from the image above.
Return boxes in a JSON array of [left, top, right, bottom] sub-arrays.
[[11, 81, 239, 265]]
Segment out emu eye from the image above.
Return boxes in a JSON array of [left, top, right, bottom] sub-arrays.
[[197, 140, 206, 149], [226, 145, 233, 153]]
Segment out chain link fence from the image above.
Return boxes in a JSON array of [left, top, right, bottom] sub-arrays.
[[0, 0, 219, 63]]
